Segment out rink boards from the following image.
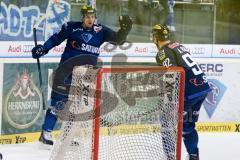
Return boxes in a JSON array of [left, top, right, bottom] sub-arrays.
[[0, 44, 240, 144]]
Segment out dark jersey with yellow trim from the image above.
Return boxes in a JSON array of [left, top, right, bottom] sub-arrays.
[[156, 42, 211, 100]]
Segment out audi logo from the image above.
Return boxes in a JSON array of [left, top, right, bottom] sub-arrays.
[[191, 47, 205, 55], [22, 45, 34, 53], [103, 41, 132, 52]]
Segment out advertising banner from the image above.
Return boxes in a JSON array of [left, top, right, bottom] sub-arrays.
[[198, 61, 240, 122], [1, 59, 240, 136], [0, 1, 70, 41], [0, 41, 214, 58], [1, 62, 59, 135], [212, 45, 240, 58], [0, 41, 65, 58], [99, 43, 213, 58], [184, 44, 213, 58]]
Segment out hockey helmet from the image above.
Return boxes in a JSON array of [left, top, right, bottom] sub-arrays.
[[152, 24, 170, 41], [81, 5, 96, 16]]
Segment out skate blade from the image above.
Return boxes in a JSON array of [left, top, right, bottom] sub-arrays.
[[38, 141, 53, 150]]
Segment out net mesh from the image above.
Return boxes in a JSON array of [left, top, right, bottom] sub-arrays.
[[50, 66, 184, 160]]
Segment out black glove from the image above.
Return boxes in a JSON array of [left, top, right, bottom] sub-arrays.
[[32, 44, 46, 59], [119, 15, 132, 32]]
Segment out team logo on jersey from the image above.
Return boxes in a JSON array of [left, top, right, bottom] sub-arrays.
[[73, 28, 83, 32], [71, 41, 81, 50], [93, 26, 102, 33], [81, 43, 100, 54], [4, 69, 43, 129], [202, 79, 226, 118], [157, 50, 166, 61], [82, 33, 93, 43], [189, 78, 204, 86]]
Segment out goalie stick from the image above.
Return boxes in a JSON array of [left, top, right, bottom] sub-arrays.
[[33, 27, 46, 110]]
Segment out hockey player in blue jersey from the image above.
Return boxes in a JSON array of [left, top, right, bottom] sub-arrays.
[[31, 5, 132, 146], [151, 24, 211, 160]]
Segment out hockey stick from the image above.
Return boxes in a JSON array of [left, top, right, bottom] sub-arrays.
[[33, 27, 46, 110]]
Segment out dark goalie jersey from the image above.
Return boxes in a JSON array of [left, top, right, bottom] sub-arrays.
[[156, 42, 211, 100]]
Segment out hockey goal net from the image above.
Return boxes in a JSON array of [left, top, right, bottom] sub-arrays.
[[50, 66, 185, 160]]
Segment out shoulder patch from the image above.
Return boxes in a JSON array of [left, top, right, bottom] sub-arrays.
[[93, 25, 102, 33], [156, 50, 166, 61]]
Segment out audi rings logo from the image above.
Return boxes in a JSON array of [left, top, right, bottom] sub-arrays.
[[103, 41, 132, 52], [191, 47, 205, 55], [22, 45, 34, 53]]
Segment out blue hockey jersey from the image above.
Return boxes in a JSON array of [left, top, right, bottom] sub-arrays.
[[43, 22, 125, 65], [156, 42, 211, 100]]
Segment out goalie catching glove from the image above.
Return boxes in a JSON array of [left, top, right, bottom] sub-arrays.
[[32, 45, 48, 59]]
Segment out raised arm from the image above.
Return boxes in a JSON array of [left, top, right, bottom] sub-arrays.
[[103, 15, 133, 44], [32, 23, 70, 59]]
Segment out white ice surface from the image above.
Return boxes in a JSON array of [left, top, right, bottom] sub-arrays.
[[0, 133, 239, 160]]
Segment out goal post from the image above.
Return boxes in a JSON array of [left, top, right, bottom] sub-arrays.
[[50, 66, 185, 160]]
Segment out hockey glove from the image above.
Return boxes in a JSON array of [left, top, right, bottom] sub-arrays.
[[119, 15, 133, 32], [32, 45, 47, 59]]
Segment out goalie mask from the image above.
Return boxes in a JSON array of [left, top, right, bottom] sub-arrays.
[[151, 24, 170, 41], [81, 5, 96, 18]]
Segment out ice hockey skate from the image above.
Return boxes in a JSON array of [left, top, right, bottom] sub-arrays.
[[186, 149, 199, 160], [39, 130, 53, 150], [186, 154, 199, 160]]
